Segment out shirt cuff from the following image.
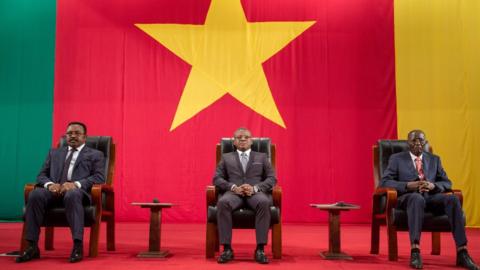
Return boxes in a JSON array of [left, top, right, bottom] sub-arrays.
[[44, 182, 54, 189], [254, 185, 259, 193], [230, 184, 237, 191], [74, 181, 81, 188]]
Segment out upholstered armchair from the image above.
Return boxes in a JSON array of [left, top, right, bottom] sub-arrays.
[[206, 138, 282, 259], [370, 140, 463, 261], [20, 136, 115, 257]]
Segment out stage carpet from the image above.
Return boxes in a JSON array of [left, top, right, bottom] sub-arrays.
[[0, 222, 478, 269]]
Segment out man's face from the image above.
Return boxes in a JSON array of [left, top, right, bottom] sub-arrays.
[[407, 131, 427, 157], [65, 124, 86, 148], [233, 129, 252, 152]]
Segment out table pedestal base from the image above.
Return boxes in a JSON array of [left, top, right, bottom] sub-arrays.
[[137, 250, 170, 258], [320, 251, 353, 260], [131, 202, 173, 259]]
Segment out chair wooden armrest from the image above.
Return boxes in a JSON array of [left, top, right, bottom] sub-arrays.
[[91, 185, 103, 214], [100, 184, 114, 193], [206, 185, 217, 207], [24, 184, 36, 203], [450, 189, 463, 205], [100, 184, 114, 212], [272, 185, 282, 209], [373, 187, 397, 202], [372, 187, 397, 216]]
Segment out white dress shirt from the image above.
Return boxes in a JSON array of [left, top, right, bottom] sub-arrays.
[[44, 143, 85, 189]]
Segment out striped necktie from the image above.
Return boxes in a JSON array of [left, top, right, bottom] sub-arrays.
[[415, 157, 424, 180]]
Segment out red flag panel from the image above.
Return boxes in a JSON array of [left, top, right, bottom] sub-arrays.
[[53, 0, 396, 222]]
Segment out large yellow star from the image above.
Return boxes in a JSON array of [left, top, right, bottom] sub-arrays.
[[136, 0, 315, 131]]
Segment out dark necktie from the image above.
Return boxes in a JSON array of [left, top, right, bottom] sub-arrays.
[[61, 148, 77, 183]]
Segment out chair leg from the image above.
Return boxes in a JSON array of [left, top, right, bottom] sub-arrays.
[[45, 227, 54, 250], [370, 218, 380, 254], [431, 232, 441, 255], [272, 223, 282, 259], [89, 222, 100, 257], [20, 221, 28, 252], [387, 224, 398, 261], [106, 217, 115, 251], [206, 222, 217, 258]]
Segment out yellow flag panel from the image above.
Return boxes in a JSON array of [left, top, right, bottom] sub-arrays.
[[395, 0, 480, 227]]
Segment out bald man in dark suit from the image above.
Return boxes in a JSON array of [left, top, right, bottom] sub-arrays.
[[381, 130, 478, 270], [213, 127, 276, 264]]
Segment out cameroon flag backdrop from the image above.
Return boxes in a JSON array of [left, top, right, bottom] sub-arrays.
[[1, 0, 479, 226]]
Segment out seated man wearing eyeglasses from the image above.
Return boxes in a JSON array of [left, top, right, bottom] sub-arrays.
[[381, 130, 478, 270], [16, 121, 105, 263], [213, 127, 276, 264]]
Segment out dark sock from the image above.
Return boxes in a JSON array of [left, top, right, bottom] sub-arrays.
[[223, 244, 232, 251], [411, 247, 420, 253], [74, 239, 83, 248], [27, 240, 37, 248], [256, 244, 264, 251]]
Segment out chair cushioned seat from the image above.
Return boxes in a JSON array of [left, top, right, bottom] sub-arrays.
[[207, 206, 280, 228], [41, 206, 96, 227]]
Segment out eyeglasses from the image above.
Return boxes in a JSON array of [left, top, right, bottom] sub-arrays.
[[409, 139, 426, 145], [65, 131, 85, 137]]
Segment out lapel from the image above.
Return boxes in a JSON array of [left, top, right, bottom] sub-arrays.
[[245, 151, 255, 174], [422, 151, 430, 178], [403, 151, 418, 176], [55, 147, 69, 181], [232, 151, 244, 174], [73, 146, 89, 172]]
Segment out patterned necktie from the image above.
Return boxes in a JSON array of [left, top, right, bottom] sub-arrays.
[[240, 152, 248, 173], [415, 157, 425, 180], [61, 148, 77, 183]]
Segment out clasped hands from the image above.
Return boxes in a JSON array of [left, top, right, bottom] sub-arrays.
[[48, 182, 77, 196], [407, 180, 435, 193], [232, 184, 255, 196]]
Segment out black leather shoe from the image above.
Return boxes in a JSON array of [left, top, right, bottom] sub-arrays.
[[15, 245, 40, 263], [69, 245, 83, 263], [217, 249, 234, 264], [410, 248, 423, 269], [254, 249, 269, 264], [457, 249, 479, 270]]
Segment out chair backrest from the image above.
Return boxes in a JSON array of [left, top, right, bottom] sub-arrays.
[[373, 139, 431, 188], [59, 136, 115, 185], [216, 137, 275, 168]]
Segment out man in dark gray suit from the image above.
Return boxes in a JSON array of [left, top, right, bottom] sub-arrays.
[[381, 130, 478, 270], [213, 127, 276, 264], [16, 122, 105, 263]]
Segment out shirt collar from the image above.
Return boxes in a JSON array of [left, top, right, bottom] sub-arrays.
[[237, 148, 251, 157], [69, 143, 85, 152], [409, 151, 423, 161]]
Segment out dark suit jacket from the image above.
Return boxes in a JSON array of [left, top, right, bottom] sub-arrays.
[[213, 151, 276, 193], [380, 151, 452, 195], [37, 145, 105, 201]]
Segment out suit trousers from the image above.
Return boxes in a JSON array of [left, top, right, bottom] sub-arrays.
[[397, 192, 467, 247], [216, 191, 272, 245], [25, 187, 88, 242]]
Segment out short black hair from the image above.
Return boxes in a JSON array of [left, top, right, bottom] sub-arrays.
[[68, 121, 87, 135], [407, 129, 425, 139], [233, 127, 251, 137]]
